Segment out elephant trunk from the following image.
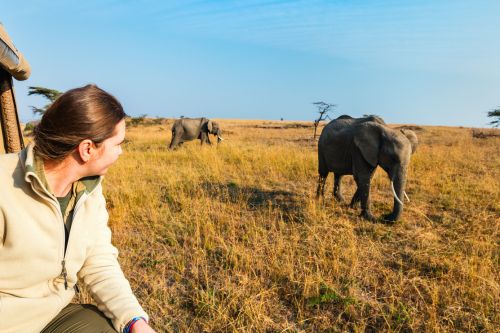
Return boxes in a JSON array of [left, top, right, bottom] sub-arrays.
[[216, 129, 223, 143]]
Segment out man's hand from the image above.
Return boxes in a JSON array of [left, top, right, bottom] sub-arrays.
[[130, 319, 156, 333]]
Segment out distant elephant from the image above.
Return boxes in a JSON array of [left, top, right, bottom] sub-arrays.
[[169, 117, 223, 150], [316, 115, 418, 222]]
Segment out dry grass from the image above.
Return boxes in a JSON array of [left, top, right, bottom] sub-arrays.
[[79, 119, 499, 332]]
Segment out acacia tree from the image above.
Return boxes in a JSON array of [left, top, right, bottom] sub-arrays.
[[28, 86, 62, 115], [487, 108, 500, 128], [313, 101, 336, 139]]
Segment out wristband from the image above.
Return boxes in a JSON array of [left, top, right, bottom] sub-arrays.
[[124, 317, 146, 333]]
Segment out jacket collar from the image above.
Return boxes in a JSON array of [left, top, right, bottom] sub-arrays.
[[22, 143, 102, 197]]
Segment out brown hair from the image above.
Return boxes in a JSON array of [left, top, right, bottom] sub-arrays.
[[33, 84, 126, 161]]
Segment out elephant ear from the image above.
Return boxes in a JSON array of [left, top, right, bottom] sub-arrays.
[[207, 120, 213, 133], [353, 123, 380, 167], [401, 129, 418, 154]]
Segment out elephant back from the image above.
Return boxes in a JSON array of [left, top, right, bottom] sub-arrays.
[[319, 115, 387, 148], [318, 118, 353, 148]]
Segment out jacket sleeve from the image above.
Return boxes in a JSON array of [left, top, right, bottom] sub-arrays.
[[77, 189, 148, 332]]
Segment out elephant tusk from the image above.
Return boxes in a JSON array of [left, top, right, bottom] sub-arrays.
[[404, 191, 410, 202], [217, 136, 224, 141], [391, 181, 404, 206]]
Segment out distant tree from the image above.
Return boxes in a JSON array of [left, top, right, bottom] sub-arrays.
[[487, 108, 500, 128], [313, 101, 336, 139], [28, 86, 62, 115]]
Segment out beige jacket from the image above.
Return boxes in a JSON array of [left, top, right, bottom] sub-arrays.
[[0, 144, 148, 333]]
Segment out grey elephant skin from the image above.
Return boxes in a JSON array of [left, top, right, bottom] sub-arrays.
[[169, 117, 222, 150], [316, 115, 418, 222]]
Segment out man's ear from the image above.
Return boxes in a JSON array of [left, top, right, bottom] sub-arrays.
[[77, 139, 94, 163]]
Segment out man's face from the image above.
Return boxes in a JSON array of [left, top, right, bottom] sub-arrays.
[[88, 119, 126, 176]]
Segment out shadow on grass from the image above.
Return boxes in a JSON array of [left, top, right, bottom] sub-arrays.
[[201, 181, 306, 223]]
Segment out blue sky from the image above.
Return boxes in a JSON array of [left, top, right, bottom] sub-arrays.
[[2, 0, 499, 127]]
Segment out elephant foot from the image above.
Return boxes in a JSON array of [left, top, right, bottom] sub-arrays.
[[361, 211, 376, 222], [381, 213, 399, 223]]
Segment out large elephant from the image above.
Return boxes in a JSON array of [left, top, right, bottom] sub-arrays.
[[169, 117, 223, 150], [316, 115, 418, 222]]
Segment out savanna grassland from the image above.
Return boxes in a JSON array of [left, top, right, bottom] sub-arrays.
[[78, 119, 499, 332]]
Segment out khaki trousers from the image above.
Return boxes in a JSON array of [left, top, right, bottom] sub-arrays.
[[41, 304, 117, 333]]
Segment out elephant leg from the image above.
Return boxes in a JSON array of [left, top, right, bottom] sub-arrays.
[[316, 173, 328, 199], [349, 188, 360, 208], [200, 132, 212, 145], [333, 174, 344, 202], [352, 152, 377, 220], [169, 132, 182, 150], [353, 171, 376, 221]]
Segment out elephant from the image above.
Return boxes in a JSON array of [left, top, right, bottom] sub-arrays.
[[316, 115, 418, 222], [169, 117, 223, 150]]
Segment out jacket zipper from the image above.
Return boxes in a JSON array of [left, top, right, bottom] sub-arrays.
[[61, 259, 68, 289], [62, 187, 98, 290], [52, 199, 69, 290], [67, 194, 89, 293], [49, 194, 69, 290], [60, 192, 90, 290]]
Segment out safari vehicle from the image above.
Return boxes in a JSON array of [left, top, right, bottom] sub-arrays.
[[0, 23, 30, 154]]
